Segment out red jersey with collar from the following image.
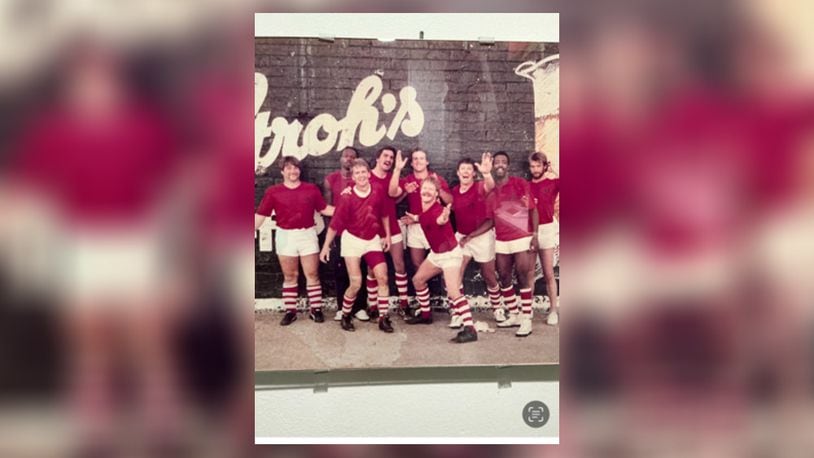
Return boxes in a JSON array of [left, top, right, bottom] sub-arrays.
[[368, 170, 401, 237], [529, 178, 560, 224], [451, 181, 489, 235], [256, 182, 326, 229], [486, 176, 535, 241], [330, 186, 388, 240], [418, 202, 457, 254]]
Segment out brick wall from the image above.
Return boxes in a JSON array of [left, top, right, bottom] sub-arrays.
[[255, 37, 558, 298]]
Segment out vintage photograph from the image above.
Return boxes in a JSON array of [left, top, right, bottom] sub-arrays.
[[254, 14, 559, 373]]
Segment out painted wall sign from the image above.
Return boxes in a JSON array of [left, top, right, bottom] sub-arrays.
[[515, 54, 559, 174], [254, 73, 425, 174]]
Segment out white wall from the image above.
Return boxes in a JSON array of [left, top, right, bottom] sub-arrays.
[[255, 13, 559, 43]]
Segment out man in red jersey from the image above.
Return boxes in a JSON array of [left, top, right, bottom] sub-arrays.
[[255, 156, 334, 326], [322, 147, 370, 322], [388, 148, 453, 297], [403, 177, 477, 343], [487, 151, 539, 337], [449, 153, 506, 328], [320, 159, 394, 333], [368, 146, 410, 317], [528, 152, 560, 326]]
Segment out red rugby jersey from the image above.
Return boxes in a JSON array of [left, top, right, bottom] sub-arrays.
[[418, 201, 458, 254], [398, 172, 450, 214], [486, 176, 535, 241], [451, 181, 489, 235], [529, 178, 560, 224], [369, 171, 401, 237], [256, 182, 326, 230], [329, 186, 388, 240]]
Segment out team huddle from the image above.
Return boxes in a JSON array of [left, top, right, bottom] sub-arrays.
[[254, 146, 560, 344]]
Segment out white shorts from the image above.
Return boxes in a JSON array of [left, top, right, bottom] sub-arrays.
[[275, 227, 319, 257], [427, 246, 464, 270], [537, 220, 559, 250], [390, 232, 404, 245], [495, 236, 533, 255], [341, 231, 383, 258], [455, 230, 496, 263], [406, 223, 430, 250]]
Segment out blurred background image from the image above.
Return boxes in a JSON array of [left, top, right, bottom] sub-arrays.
[[1, 0, 814, 455]]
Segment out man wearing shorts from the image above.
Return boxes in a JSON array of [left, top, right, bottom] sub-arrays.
[[323, 146, 370, 322], [368, 146, 410, 317], [255, 156, 334, 326], [487, 151, 539, 337], [450, 153, 505, 328], [529, 152, 560, 326], [404, 177, 477, 343], [319, 159, 394, 333], [388, 149, 453, 300]]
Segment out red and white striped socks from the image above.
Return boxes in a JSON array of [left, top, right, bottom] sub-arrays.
[[501, 284, 518, 314], [451, 296, 474, 328], [395, 272, 409, 309], [282, 283, 298, 313], [341, 294, 356, 316], [306, 284, 322, 312], [487, 285, 502, 311], [378, 296, 390, 317], [416, 287, 431, 318], [519, 287, 533, 318], [366, 273, 378, 312]]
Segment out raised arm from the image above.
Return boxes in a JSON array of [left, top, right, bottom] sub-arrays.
[[476, 152, 495, 194], [436, 204, 451, 225], [389, 150, 407, 198]]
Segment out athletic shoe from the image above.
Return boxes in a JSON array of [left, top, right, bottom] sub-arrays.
[[340, 314, 355, 332], [280, 311, 297, 326], [448, 314, 463, 329], [493, 308, 507, 323], [368, 308, 380, 321], [405, 314, 433, 325], [378, 317, 394, 333], [309, 309, 324, 323], [451, 326, 478, 343], [546, 310, 559, 326], [334, 310, 343, 321], [516, 318, 533, 337], [496, 313, 521, 328], [354, 309, 370, 321]]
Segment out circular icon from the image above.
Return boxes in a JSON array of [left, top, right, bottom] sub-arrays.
[[522, 401, 550, 428]]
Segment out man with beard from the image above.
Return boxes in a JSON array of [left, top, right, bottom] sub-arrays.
[[528, 152, 560, 326], [487, 151, 539, 337]]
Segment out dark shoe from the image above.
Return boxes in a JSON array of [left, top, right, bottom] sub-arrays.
[[451, 326, 478, 343], [405, 314, 433, 325], [280, 311, 297, 326], [309, 309, 324, 323], [378, 317, 394, 333], [368, 308, 380, 321], [340, 314, 355, 332]]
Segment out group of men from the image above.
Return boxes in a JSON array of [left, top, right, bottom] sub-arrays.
[[254, 145, 559, 344]]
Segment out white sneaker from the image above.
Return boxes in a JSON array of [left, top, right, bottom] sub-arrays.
[[354, 309, 370, 321], [516, 318, 533, 337], [546, 310, 559, 326], [448, 314, 463, 329], [493, 308, 507, 323], [497, 313, 521, 328], [334, 310, 343, 321]]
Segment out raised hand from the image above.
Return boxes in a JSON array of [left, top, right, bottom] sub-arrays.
[[475, 151, 493, 175], [404, 181, 419, 193], [340, 185, 352, 196], [437, 203, 451, 225], [394, 150, 408, 171]]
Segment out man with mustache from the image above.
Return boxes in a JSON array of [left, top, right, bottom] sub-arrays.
[[487, 151, 539, 337], [388, 148, 453, 317], [528, 152, 560, 326]]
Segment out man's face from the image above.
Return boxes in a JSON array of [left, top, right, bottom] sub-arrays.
[[341, 148, 357, 171], [352, 165, 370, 187], [420, 180, 438, 203], [282, 163, 301, 182], [412, 150, 428, 173], [494, 155, 510, 179], [529, 160, 545, 179], [457, 163, 475, 184], [377, 149, 395, 171]]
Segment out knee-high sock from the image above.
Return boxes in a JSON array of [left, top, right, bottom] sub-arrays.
[[453, 296, 474, 327], [519, 287, 533, 318], [395, 272, 409, 308], [282, 283, 298, 312], [306, 284, 322, 311], [342, 294, 356, 316], [501, 284, 518, 313], [487, 285, 501, 310], [416, 287, 431, 316], [366, 273, 378, 311]]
